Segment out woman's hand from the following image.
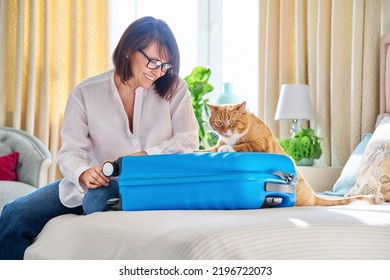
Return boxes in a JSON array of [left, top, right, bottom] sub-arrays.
[[85, 152, 146, 188], [79, 165, 110, 189], [103, 151, 147, 165], [105, 151, 147, 163], [130, 151, 147, 156]]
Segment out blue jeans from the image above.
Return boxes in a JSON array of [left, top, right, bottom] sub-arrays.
[[0, 179, 119, 260]]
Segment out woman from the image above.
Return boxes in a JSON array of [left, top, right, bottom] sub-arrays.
[[0, 16, 199, 260]]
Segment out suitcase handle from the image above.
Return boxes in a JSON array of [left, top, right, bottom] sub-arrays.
[[272, 171, 296, 184]]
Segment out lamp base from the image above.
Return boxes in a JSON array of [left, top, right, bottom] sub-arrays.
[[296, 157, 314, 166], [290, 119, 300, 137]]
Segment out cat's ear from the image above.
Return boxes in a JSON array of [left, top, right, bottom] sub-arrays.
[[207, 103, 217, 114], [237, 101, 247, 112]]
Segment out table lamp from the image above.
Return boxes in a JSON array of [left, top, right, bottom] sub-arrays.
[[274, 84, 314, 137]]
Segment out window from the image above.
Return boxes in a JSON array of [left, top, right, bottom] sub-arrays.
[[221, 0, 259, 114], [109, 0, 259, 114]]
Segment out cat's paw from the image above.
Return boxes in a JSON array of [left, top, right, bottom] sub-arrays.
[[218, 145, 236, 152]]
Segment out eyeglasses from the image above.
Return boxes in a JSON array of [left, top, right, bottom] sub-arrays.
[[138, 49, 173, 73]]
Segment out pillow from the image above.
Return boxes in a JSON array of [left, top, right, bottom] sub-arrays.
[[322, 133, 372, 196], [0, 152, 19, 181], [345, 114, 390, 201], [375, 113, 390, 127]]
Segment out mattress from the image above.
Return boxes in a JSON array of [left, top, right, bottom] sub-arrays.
[[24, 202, 390, 260]]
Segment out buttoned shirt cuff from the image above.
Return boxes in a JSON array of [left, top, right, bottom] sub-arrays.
[[72, 166, 91, 194]]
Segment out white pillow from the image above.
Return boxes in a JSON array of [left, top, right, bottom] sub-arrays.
[[322, 133, 372, 196], [345, 114, 390, 201]]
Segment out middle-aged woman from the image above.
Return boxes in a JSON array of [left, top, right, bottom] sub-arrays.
[[0, 16, 199, 260]]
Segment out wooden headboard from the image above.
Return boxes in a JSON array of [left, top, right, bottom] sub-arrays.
[[380, 33, 390, 114]]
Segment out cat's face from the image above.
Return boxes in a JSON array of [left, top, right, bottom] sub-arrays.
[[207, 102, 250, 138]]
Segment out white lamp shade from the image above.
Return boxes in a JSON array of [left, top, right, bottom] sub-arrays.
[[274, 84, 314, 120]]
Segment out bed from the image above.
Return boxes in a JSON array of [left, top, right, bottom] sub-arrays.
[[23, 34, 390, 260]]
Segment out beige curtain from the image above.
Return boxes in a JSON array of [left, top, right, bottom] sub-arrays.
[[0, 0, 109, 181], [258, 0, 382, 167]]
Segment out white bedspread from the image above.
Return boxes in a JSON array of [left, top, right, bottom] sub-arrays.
[[24, 202, 390, 260]]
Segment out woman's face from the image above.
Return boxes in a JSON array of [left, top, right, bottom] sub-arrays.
[[129, 42, 170, 89]]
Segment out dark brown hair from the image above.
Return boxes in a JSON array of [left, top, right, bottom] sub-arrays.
[[112, 16, 180, 100]]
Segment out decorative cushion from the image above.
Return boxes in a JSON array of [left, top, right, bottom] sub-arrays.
[[323, 133, 372, 196], [0, 152, 19, 181], [345, 114, 390, 201]]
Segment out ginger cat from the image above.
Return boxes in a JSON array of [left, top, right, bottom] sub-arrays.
[[202, 101, 383, 206]]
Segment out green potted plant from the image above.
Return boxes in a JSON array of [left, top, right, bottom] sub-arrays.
[[184, 66, 218, 149], [277, 128, 322, 166]]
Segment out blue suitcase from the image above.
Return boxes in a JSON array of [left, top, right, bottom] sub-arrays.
[[102, 152, 297, 211]]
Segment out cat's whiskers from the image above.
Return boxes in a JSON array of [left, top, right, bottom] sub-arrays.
[[222, 131, 246, 146]]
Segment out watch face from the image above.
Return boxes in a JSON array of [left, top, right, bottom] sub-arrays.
[[102, 162, 115, 176]]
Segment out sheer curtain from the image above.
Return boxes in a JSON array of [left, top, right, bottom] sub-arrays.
[[258, 0, 382, 167], [0, 0, 109, 181]]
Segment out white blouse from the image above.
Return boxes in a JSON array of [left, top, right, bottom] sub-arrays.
[[57, 69, 199, 207]]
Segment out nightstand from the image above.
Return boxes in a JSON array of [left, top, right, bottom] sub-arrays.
[[297, 166, 343, 192]]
